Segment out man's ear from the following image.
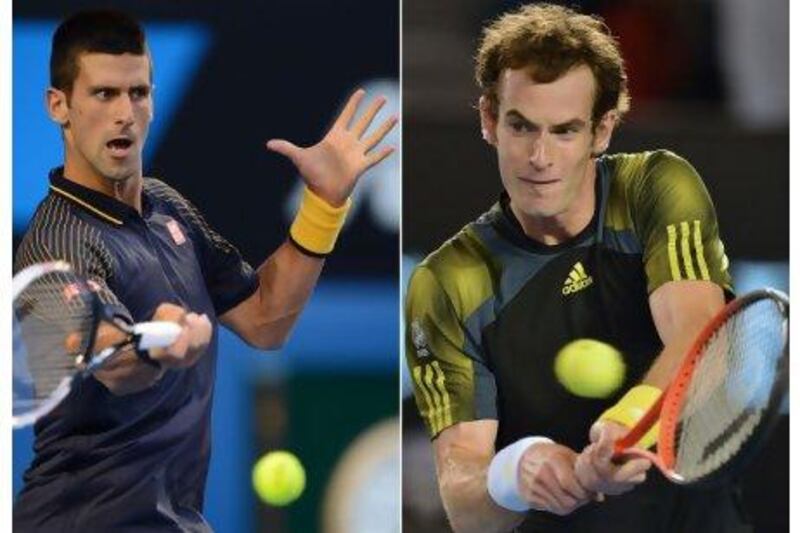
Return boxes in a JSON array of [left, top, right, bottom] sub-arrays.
[[479, 95, 498, 146], [591, 110, 618, 156], [46, 87, 70, 127]]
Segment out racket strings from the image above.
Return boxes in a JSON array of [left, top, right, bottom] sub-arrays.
[[13, 271, 97, 412], [674, 298, 786, 482]]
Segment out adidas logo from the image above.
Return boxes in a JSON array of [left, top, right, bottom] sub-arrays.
[[562, 261, 593, 295]]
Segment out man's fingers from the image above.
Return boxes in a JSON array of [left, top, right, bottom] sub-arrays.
[[594, 426, 617, 462], [557, 465, 590, 501], [365, 145, 395, 172], [527, 484, 566, 515], [538, 464, 580, 511], [574, 447, 602, 492], [351, 96, 386, 138], [612, 457, 651, 483], [363, 115, 398, 151], [265, 139, 302, 162], [333, 88, 366, 130]]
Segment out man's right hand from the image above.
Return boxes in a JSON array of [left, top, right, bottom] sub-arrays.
[[517, 441, 594, 516], [148, 303, 212, 369]]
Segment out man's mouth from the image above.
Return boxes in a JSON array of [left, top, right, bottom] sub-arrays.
[[106, 137, 134, 158], [518, 176, 560, 185]]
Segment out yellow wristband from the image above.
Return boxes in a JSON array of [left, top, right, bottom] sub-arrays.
[[600, 384, 662, 450], [289, 187, 351, 255]]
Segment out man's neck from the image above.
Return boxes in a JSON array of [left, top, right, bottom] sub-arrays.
[[63, 157, 143, 213], [511, 163, 597, 246]]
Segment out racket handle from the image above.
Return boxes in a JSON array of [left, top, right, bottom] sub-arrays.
[[132, 321, 182, 350]]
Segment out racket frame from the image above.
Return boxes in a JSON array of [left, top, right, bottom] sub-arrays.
[[613, 288, 789, 486]]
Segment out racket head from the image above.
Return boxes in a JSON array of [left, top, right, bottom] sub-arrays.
[[12, 262, 103, 428], [658, 289, 788, 487]]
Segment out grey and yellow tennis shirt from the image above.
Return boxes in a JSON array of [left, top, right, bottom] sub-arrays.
[[406, 150, 733, 451], [14, 168, 258, 532]]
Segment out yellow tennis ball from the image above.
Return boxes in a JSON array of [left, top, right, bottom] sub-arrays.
[[252, 450, 306, 506], [554, 339, 626, 399]]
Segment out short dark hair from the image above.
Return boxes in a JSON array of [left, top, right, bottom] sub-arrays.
[[476, 3, 629, 124], [50, 9, 149, 95]]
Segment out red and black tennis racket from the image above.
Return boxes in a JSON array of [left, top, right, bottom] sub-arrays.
[[613, 288, 788, 486]]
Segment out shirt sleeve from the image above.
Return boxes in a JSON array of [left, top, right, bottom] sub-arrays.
[[149, 180, 259, 315], [631, 150, 733, 295], [14, 210, 131, 321], [405, 265, 497, 439]]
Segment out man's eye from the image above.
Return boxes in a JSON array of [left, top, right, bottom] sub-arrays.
[[95, 89, 113, 100], [510, 121, 531, 133], [131, 87, 150, 100]]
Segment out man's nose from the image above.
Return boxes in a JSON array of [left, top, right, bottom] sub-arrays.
[[114, 94, 135, 125], [529, 135, 552, 170]]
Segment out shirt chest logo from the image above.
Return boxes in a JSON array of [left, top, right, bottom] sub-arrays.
[[562, 261, 593, 295], [166, 218, 186, 245]]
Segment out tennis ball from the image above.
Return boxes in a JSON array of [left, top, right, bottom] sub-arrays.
[[554, 339, 626, 399], [252, 450, 306, 506]]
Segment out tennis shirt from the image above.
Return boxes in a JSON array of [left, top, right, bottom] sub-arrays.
[[13, 167, 259, 532], [406, 150, 751, 531]]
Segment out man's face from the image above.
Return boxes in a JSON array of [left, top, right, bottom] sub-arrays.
[[481, 64, 614, 223], [50, 52, 153, 183]]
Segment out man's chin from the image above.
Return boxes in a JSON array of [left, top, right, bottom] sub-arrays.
[[100, 162, 139, 183]]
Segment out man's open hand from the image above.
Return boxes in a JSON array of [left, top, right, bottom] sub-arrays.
[[266, 88, 397, 206]]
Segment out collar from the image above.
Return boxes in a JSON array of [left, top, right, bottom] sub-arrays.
[[492, 158, 607, 254], [48, 167, 147, 226]]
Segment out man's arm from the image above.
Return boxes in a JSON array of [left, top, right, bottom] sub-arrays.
[[91, 303, 212, 395], [434, 420, 593, 533], [218, 242, 323, 350], [220, 89, 396, 349]]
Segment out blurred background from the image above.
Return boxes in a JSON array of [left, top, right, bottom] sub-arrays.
[[402, 0, 788, 531], [13, 1, 400, 532]]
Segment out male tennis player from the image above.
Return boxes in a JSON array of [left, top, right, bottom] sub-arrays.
[[405, 4, 751, 532], [13, 9, 396, 531]]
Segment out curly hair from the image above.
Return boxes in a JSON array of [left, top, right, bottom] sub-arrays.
[[476, 3, 629, 125]]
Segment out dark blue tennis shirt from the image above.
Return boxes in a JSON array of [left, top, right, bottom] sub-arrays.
[[14, 168, 259, 532]]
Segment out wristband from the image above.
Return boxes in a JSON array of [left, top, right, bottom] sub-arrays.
[[599, 384, 662, 449], [289, 186, 351, 256], [487, 436, 553, 512]]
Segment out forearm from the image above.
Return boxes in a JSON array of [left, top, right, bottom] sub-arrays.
[[642, 282, 725, 388], [94, 348, 162, 395], [245, 241, 325, 348], [437, 445, 524, 533]]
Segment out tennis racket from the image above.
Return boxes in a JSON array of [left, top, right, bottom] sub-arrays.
[[13, 261, 182, 429], [612, 288, 788, 486]]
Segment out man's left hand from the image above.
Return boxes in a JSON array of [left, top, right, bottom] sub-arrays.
[[266, 88, 397, 206]]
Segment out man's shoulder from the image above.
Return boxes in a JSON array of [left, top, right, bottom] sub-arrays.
[[409, 219, 497, 319], [605, 149, 695, 186], [21, 192, 88, 237], [143, 177, 189, 208], [15, 193, 109, 273]]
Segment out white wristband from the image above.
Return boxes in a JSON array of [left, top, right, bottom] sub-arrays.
[[487, 436, 553, 512]]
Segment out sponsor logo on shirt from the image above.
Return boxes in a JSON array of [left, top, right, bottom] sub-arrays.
[[562, 261, 593, 295]]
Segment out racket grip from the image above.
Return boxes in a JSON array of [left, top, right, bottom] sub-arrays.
[[132, 321, 182, 350]]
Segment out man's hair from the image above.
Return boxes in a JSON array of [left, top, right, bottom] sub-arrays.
[[50, 9, 149, 95], [476, 3, 630, 124]]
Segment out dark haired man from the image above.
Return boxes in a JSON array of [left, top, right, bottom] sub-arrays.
[[14, 9, 396, 531], [405, 4, 749, 532]]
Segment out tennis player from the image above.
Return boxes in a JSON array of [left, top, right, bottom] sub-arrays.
[[13, 9, 396, 531], [405, 4, 751, 532]]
